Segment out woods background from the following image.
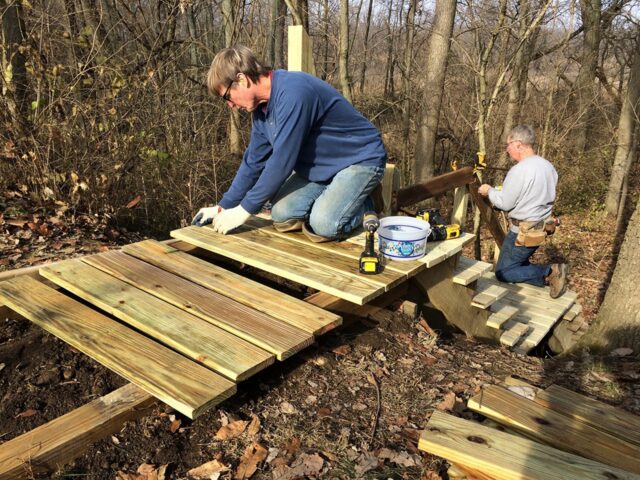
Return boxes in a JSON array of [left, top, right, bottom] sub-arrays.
[[1, 0, 639, 236]]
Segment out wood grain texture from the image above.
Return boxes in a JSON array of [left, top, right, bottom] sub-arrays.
[[534, 384, 640, 448], [40, 260, 274, 381], [82, 251, 313, 360], [170, 226, 382, 305], [0, 276, 235, 418], [499, 322, 530, 347], [0, 383, 154, 479], [471, 284, 508, 308], [420, 233, 475, 268], [419, 411, 640, 480], [467, 385, 640, 474], [486, 302, 519, 329], [125, 240, 341, 335], [244, 217, 417, 276]]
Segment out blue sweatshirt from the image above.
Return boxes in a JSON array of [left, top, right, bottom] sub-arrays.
[[219, 70, 387, 213]]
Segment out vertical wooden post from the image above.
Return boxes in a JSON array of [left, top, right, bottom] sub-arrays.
[[287, 25, 316, 75], [451, 186, 469, 228], [381, 163, 400, 216]]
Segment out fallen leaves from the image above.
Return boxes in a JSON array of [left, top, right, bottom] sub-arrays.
[[215, 419, 249, 440], [187, 459, 230, 479], [235, 442, 268, 479], [16, 408, 37, 418], [116, 463, 167, 480]]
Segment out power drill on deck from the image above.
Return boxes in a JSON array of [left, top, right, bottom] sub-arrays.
[[359, 211, 382, 275], [415, 208, 462, 242]]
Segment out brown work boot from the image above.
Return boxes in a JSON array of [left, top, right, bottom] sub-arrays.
[[273, 218, 304, 232], [547, 263, 568, 299], [302, 222, 333, 243]]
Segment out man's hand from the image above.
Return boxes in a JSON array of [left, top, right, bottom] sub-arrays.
[[212, 205, 251, 234], [192, 205, 223, 226], [478, 184, 492, 197]]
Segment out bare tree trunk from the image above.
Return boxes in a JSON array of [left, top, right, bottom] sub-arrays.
[[577, 193, 640, 353], [339, 0, 353, 102], [358, 0, 374, 93], [401, 0, 417, 166], [573, 0, 601, 153], [605, 43, 640, 216], [383, 0, 395, 98], [321, 0, 330, 79], [1, 0, 28, 119], [412, 0, 457, 184], [268, 0, 279, 65], [275, 0, 286, 69], [186, 4, 199, 68], [223, 0, 243, 157]]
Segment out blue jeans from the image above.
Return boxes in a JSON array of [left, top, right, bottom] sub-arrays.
[[271, 164, 384, 239], [495, 231, 551, 287]]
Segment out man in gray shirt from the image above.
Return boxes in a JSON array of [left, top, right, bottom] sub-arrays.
[[478, 125, 568, 298]]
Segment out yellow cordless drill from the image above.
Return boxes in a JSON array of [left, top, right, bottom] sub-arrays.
[[359, 211, 382, 274], [415, 208, 461, 241]]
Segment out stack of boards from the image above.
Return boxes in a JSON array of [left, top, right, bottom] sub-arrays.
[[419, 379, 640, 479]]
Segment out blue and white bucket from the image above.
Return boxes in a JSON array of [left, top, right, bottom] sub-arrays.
[[378, 216, 431, 261]]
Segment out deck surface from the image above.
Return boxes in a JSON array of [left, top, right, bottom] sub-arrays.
[[170, 218, 475, 305]]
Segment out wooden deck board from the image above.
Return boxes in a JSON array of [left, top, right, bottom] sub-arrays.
[[0, 277, 235, 419], [486, 301, 519, 329], [499, 322, 530, 347], [40, 260, 275, 381], [83, 251, 314, 360], [419, 411, 640, 480], [125, 240, 340, 335], [471, 284, 508, 309], [467, 385, 640, 474], [170, 226, 382, 305], [0, 383, 154, 480]]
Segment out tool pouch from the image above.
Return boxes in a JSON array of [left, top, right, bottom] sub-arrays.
[[544, 218, 557, 235], [515, 221, 546, 247]]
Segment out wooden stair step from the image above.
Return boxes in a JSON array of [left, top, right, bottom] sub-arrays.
[[486, 301, 519, 329], [467, 385, 640, 475], [452, 256, 493, 286], [419, 411, 640, 480], [471, 284, 508, 309], [499, 322, 530, 347], [40, 260, 275, 382], [0, 276, 235, 419], [83, 251, 314, 361], [125, 240, 341, 336], [563, 303, 583, 322]]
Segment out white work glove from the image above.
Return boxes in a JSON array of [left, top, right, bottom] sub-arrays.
[[191, 205, 222, 226], [211, 205, 251, 234]]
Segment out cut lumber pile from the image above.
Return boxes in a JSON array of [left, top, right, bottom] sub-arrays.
[[419, 379, 640, 479]]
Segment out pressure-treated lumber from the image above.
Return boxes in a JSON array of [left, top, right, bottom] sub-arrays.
[[452, 256, 492, 286], [486, 301, 519, 328], [419, 233, 474, 268], [419, 411, 640, 480], [467, 181, 506, 247], [533, 384, 640, 448], [394, 167, 476, 210], [287, 25, 315, 74], [129, 240, 340, 335], [451, 186, 470, 229], [83, 251, 313, 360], [0, 383, 154, 480], [40, 260, 274, 381], [171, 225, 382, 305], [0, 276, 235, 418], [467, 385, 640, 474], [499, 322, 529, 347], [471, 284, 508, 308]]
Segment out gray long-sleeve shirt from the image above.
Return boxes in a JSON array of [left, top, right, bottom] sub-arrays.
[[488, 154, 557, 232]]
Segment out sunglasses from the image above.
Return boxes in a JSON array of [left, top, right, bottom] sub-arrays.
[[221, 80, 234, 102]]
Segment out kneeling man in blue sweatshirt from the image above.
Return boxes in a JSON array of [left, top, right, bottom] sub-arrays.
[[192, 45, 387, 242]]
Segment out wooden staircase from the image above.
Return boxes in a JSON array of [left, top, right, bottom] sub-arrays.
[[452, 257, 580, 354]]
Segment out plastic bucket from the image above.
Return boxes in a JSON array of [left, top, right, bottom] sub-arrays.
[[378, 216, 431, 261]]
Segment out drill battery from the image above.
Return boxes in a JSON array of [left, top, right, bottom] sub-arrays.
[[416, 208, 462, 241]]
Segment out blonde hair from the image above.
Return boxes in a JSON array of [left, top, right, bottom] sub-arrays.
[[206, 45, 270, 96]]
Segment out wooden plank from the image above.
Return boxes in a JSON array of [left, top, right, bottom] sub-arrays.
[[0, 277, 235, 419], [420, 233, 475, 268], [40, 260, 274, 381], [287, 25, 315, 74], [170, 226, 381, 305], [457, 255, 493, 274], [0, 383, 154, 480], [394, 167, 476, 210], [486, 301, 519, 329], [244, 217, 418, 277], [563, 303, 582, 322], [381, 163, 400, 216], [471, 284, 508, 308], [468, 181, 506, 247], [453, 257, 492, 286], [534, 384, 640, 448], [451, 186, 470, 229], [83, 251, 314, 361], [467, 385, 640, 474], [126, 240, 341, 335], [419, 411, 640, 480], [499, 322, 529, 347]]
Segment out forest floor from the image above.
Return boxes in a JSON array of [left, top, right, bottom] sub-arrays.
[[1, 189, 640, 480]]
